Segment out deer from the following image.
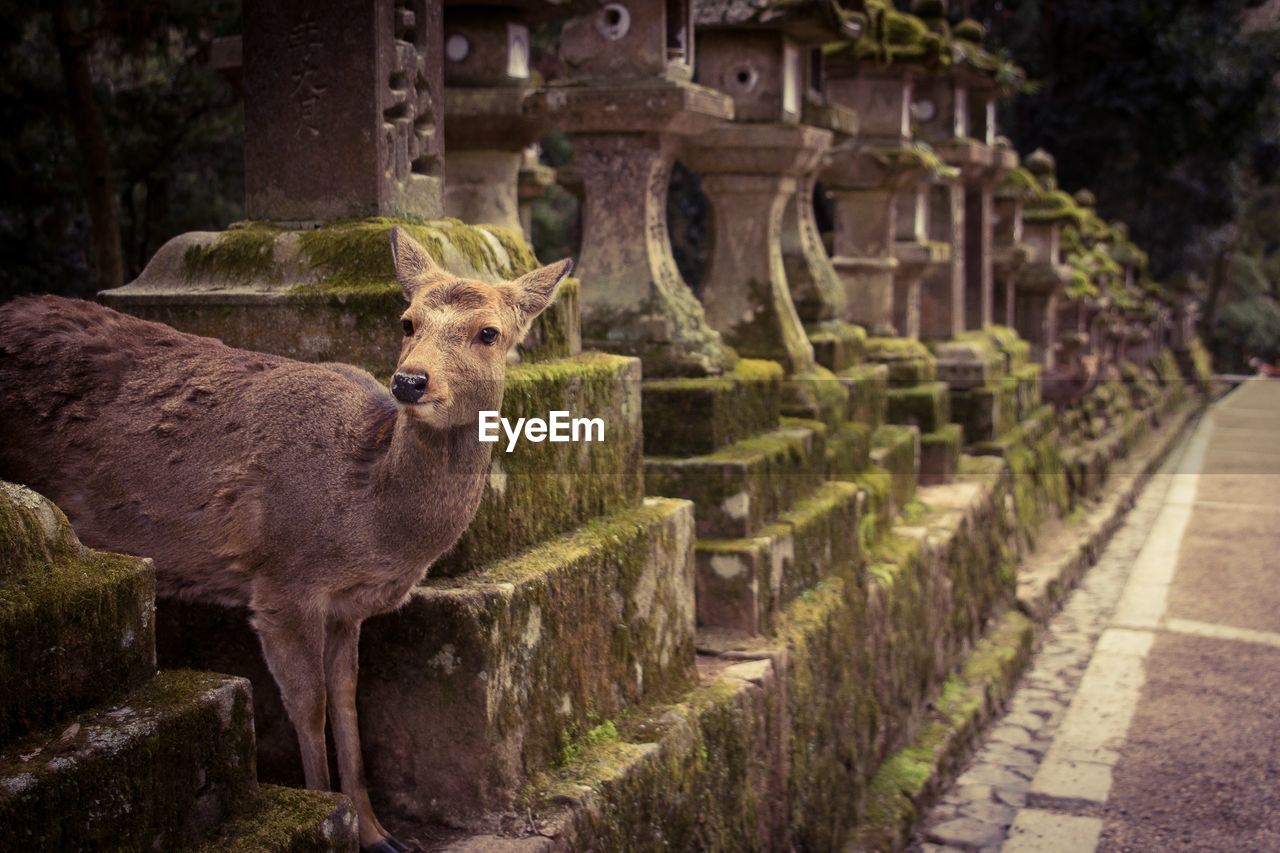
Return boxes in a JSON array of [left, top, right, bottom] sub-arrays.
[[0, 228, 571, 853]]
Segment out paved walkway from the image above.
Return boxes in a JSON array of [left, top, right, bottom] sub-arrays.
[[915, 379, 1280, 852]]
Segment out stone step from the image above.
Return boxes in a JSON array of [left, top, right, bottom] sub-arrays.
[[864, 336, 938, 385], [921, 424, 964, 486], [0, 670, 257, 851], [156, 499, 697, 828], [950, 379, 1020, 445], [870, 425, 921, 516], [837, 362, 889, 430], [886, 380, 952, 433], [186, 784, 358, 853], [781, 367, 853, 432], [436, 352, 644, 575], [0, 482, 156, 745], [642, 359, 784, 456], [415, 469, 1012, 851], [693, 481, 863, 635], [806, 320, 867, 372], [645, 425, 828, 539], [820, 420, 874, 481]]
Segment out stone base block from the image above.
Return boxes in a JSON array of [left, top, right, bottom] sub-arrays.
[[438, 353, 644, 575], [871, 425, 921, 514], [157, 500, 696, 827], [819, 420, 874, 480], [886, 381, 952, 433], [781, 367, 853, 431], [950, 380, 1020, 445], [192, 785, 358, 853], [806, 320, 867, 372], [646, 423, 827, 539], [100, 218, 551, 377], [931, 336, 1006, 390], [921, 424, 964, 486], [0, 482, 156, 743], [865, 337, 938, 385], [642, 359, 784, 456], [0, 671, 256, 851], [838, 363, 889, 429], [693, 481, 861, 636]]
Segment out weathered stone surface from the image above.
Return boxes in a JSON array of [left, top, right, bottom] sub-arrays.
[[0, 482, 156, 743], [100, 217, 547, 377], [871, 424, 921, 512], [646, 424, 826, 539], [543, 77, 736, 377], [921, 424, 964, 486], [838, 362, 889, 430], [438, 353, 644, 574], [0, 671, 256, 851], [243, 0, 443, 223], [887, 380, 952, 433], [160, 500, 697, 826], [192, 784, 359, 853], [642, 359, 784, 456]]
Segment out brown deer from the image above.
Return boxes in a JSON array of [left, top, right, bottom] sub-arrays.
[[0, 228, 571, 853]]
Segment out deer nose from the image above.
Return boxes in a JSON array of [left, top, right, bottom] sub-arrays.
[[391, 372, 429, 404]]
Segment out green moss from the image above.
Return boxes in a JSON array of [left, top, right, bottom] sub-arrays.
[[181, 222, 281, 284], [191, 785, 356, 853], [0, 485, 155, 743]]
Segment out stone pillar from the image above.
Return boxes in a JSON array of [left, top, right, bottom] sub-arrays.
[[822, 63, 920, 335], [992, 165, 1030, 329], [516, 147, 555, 240], [685, 128, 822, 374], [441, 6, 549, 234], [913, 71, 994, 339], [892, 177, 949, 339], [244, 0, 444, 224], [546, 0, 736, 376]]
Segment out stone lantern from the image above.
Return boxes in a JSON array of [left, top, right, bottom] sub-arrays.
[[545, 0, 736, 376], [1014, 149, 1075, 368], [992, 146, 1033, 329], [441, 1, 555, 236], [685, 0, 862, 381], [822, 55, 929, 335], [891, 150, 953, 339]]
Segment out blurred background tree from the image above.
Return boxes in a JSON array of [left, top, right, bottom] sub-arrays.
[[0, 0, 242, 301], [950, 0, 1280, 368]]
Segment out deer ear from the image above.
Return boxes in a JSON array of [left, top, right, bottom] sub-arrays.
[[508, 258, 573, 329], [389, 227, 442, 298]]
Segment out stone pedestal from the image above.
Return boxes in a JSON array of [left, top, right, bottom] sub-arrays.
[[992, 186, 1029, 329], [685, 124, 829, 374], [545, 80, 734, 375], [920, 173, 966, 339], [244, 0, 444, 224]]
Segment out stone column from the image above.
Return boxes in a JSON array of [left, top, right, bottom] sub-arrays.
[[992, 161, 1030, 329], [822, 64, 921, 335], [244, 0, 444, 224], [685, 127, 823, 373], [546, 0, 736, 376], [892, 175, 949, 339], [441, 6, 550, 234]]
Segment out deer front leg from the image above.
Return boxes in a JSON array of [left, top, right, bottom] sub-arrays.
[[326, 618, 410, 853], [252, 605, 331, 792]]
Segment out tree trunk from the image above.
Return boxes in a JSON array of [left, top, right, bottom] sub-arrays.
[[51, 0, 124, 293]]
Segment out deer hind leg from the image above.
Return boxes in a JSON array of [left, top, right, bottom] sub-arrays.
[[325, 618, 409, 853], [252, 604, 331, 792]]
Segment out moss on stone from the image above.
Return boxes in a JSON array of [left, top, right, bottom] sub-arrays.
[[0, 484, 155, 743], [643, 359, 785, 456], [190, 785, 357, 853], [436, 352, 644, 575], [182, 222, 281, 284]]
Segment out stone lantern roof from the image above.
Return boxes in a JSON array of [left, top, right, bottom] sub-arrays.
[[694, 0, 863, 42]]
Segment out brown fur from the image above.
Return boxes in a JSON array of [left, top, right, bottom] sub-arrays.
[[0, 228, 570, 851]]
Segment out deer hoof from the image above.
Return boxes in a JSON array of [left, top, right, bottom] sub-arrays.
[[363, 836, 413, 853]]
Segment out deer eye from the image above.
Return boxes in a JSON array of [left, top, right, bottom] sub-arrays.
[[401, 318, 414, 336], [478, 327, 499, 346]]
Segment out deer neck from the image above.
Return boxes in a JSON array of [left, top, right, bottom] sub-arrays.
[[370, 414, 493, 558]]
